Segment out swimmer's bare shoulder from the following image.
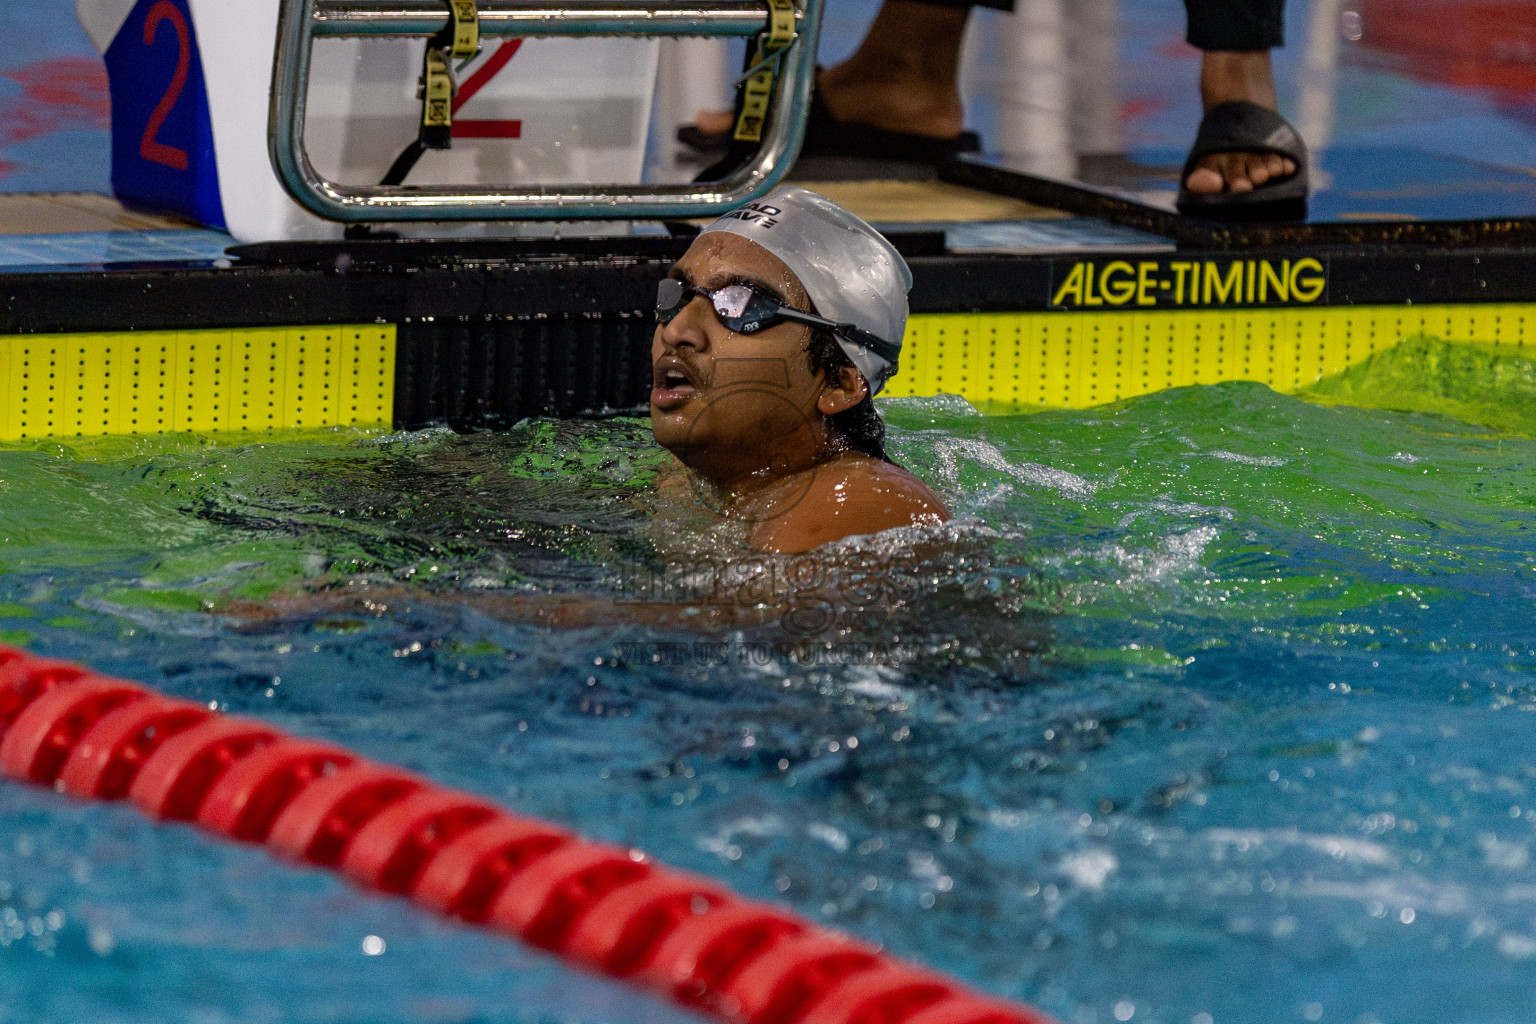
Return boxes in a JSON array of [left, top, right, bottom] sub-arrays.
[[751, 456, 949, 554]]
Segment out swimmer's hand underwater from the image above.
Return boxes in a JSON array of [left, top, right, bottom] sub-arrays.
[[649, 187, 948, 554]]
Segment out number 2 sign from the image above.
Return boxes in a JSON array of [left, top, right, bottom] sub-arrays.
[[105, 0, 226, 228], [139, 1, 191, 171]]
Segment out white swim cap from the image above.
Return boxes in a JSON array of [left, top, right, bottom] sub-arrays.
[[699, 186, 911, 395]]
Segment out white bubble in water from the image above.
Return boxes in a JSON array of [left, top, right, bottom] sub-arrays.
[[362, 935, 386, 956], [1498, 933, 1536, 960], [1209, 450, 1287, 467], [87, 927, 115, 957], [1114, 1000, 1135, 1021]]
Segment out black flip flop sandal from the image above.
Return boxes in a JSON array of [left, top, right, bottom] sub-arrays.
[[1176, 100, 1309, 223]]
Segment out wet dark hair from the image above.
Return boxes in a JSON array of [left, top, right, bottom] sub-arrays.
[[806, 328, 889, 462]]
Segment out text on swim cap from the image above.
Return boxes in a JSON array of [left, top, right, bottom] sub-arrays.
[[720, 203, 783, 229]]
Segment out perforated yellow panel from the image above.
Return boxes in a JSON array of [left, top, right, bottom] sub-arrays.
[[6, 306, 1533, 437], [888, 304, 1536, 411], [0, 326, 395, 440]]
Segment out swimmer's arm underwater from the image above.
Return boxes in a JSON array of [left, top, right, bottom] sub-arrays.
[[216, 585, 783, 632], [213, 496, 950, 632]]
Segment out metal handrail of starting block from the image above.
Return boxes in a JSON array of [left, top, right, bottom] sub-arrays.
[[269, 0, 821, 222]]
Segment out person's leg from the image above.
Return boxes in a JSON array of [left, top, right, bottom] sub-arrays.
[[1183, 0, 1295, 195], [818, 0, 972, 139]]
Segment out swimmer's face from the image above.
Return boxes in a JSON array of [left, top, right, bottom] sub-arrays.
[[651, 232, 865, 489]]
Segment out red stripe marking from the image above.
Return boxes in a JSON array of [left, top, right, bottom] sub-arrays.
[[452, 120, 523, 139], [450, 38, 524, 141], [452, 38, 524, 114]]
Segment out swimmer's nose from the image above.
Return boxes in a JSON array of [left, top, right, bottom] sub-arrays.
[[659, 293, 713, 351]]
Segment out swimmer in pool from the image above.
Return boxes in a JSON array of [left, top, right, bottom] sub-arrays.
[[650, 186, 948, 554], [222, 189, 954, 631]]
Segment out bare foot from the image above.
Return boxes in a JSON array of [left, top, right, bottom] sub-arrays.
[[685, 71, 963, 143], [818, 62, 966, 140], [682, 0, 970, 142], [693, 108, 733, 137], [1185, 49, 1297, 195]]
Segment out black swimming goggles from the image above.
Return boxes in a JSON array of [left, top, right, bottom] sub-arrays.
[[655, 278, 900, 366]]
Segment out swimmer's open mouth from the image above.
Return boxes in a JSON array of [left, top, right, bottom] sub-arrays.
[[651, 354, 701, 409]]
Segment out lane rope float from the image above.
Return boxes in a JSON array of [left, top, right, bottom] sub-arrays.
[[0, 644, 1057, 1024]]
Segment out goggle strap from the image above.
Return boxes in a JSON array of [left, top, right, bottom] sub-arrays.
[[774, 309, 896, 361], [837, 327, 900, 366]]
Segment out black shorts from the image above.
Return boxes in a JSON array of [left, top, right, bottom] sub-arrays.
[[912, 0, 1285, 51]]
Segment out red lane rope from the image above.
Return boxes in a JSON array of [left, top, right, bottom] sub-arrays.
[[0, 645, 1057, 1024]]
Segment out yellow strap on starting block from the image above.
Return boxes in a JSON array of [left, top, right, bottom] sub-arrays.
[[421, 46, 454, 143], [448, 0, 479, 59], [416, 0, 477, 147], [764, 0, 795, 50], [733, 0, 797, 143]]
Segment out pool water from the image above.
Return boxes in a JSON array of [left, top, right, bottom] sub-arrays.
[[2, 336, 1536, 1024]]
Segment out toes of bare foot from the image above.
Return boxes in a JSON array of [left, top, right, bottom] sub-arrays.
[[1188, 151, 1299, 194], [1224, 159, 1255, 194], [1185, 164, 1227, 195], [694, 109, 733, 135]]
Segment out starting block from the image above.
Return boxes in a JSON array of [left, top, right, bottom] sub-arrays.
[[76, 0, 818, 240]]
